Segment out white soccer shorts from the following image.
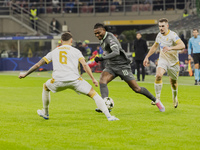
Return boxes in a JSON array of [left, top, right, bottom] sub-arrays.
[[157, 59, 180, 80], [45, 77, 92, 95]]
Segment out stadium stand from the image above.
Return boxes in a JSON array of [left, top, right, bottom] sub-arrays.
[[0, 0, 188, 15], [138, 14, 200, 34], [0, 0, 197, 73]]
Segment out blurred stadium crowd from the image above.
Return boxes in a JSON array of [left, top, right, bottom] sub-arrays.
[[1, 0, 190, 14]]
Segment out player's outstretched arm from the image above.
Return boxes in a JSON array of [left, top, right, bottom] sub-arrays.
[[79, 58, 98, 87], [143, 42, 159, 67], [174, 39, 185, 50], [94, 48, 119, 63], [18, 59, 46, 79], [163, 39, 185, 52]]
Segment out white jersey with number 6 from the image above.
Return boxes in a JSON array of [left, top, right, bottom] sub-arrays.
[[43, 44, 84, 81], [155, 30, 181, 66]]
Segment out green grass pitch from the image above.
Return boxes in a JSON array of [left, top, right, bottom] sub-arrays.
[[0, 71, 200, 150]]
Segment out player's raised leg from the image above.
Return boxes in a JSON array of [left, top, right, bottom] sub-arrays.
[[126, 79, 165, 112], [37, 83, 50, 119], [88, 88, 119, 121]]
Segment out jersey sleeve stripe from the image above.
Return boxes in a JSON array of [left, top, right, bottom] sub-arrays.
[[42, 57, 51, 64], [78, 57, 84, 62], [110, 44, 118, 48], [175, 39, 181, 43]]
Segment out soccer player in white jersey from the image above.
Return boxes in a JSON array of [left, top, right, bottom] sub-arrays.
[[143, 18, 185, 108], [18, 32, 119, 121]]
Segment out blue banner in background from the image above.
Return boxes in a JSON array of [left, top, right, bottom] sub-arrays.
[[0, 54, 188, 71], [0, 36, 53, 40], [0, 57, 53, 71]]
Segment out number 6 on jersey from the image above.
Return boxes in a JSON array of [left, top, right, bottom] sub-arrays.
[[59, 51, 67, 64]]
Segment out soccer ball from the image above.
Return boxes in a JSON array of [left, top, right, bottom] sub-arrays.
[[103, 97, 114, 110]]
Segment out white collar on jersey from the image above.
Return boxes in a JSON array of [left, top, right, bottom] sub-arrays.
[[100, 32, 108, 43]]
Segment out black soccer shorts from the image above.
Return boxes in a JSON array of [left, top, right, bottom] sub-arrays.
[[103, 64, 135, 81], [193, 53, 200, 64]]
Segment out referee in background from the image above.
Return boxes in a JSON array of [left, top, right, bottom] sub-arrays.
[[188, 28, 200, 85]]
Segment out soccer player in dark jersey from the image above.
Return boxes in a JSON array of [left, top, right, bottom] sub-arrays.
[[93, 23, 165, 112]]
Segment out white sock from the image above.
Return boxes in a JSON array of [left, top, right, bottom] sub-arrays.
[[154, 82, 163, 99], [171, 87, 178, 101], [93, 94, 111, 118], [155, 99, 159, 103], [42, 87, 50, 115]]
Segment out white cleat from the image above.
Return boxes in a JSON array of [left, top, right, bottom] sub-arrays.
[[155, 99, 165, 112], [173, 98, 178, 108], [37, 109, 49, 120], [151, 101, 156, 105], [107, 116, 119, 121]]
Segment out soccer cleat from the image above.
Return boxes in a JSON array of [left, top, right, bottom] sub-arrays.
[[155, 99, 165, 112], [151, 101, 156, 105], [173, 98, 178, 108], [107, 116, 119, 121], [37, 109, 49, 120], [95, 108, 112, 113], [194, 80, 198, 85]]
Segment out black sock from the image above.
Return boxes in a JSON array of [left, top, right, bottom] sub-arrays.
[[100, 84, 109, 99], [140, 87, 156, 102]]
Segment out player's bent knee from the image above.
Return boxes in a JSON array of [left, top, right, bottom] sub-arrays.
[[99, 79, 107, 84], [156, 74, 162, 81], [133, 87, 141, 93], [43, 83, 50, 91], [170, 79, 177, 88], [88, 88, 97, 98]]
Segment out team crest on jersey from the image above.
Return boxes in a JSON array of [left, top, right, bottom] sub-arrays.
[[166, 38, 169, 41]]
